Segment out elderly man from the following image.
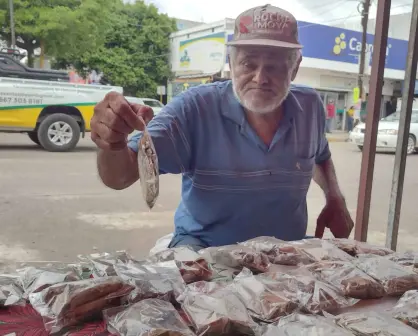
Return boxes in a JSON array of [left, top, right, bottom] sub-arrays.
[[91, 5, 354, 251]]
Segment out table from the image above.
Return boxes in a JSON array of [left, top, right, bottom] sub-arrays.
[[0, 298, 400, 336], [0, 305, 109, 336]]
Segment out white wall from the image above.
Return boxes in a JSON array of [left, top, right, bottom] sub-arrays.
[[170, 20, 228, 74], [293, 67, 395, 97]]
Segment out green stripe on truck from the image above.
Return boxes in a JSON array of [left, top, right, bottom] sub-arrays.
[[0, 102, 98, 111]]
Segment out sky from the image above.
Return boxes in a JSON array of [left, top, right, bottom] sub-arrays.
[[144, 0, 413, 26]]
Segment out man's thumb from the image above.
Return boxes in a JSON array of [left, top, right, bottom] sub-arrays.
[[315, 217, 326, 238]]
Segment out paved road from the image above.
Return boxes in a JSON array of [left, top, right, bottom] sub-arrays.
[[1, 133, 417, 263]]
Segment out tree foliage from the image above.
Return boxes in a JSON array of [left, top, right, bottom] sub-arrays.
[[0, 0, 175, 97], [54, 1, 177, 97], [0, 0, 115, 67]]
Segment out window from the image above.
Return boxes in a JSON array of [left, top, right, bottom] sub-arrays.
[[143, 100, 163, 108]]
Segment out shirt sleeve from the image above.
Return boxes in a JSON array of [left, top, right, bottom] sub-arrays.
[[315, 95, 332, 164], [127, 95, 193, 174]]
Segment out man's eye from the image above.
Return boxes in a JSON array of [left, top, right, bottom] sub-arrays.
[[242, 62, 254, 70]]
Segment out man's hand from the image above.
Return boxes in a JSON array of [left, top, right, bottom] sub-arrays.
[[315, 197, 354, 238], [91, 92, 154, 151]]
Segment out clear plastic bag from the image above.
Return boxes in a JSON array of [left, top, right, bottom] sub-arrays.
[[138, 126, 159, 209], [0, 275, 25, 306], [199, 245, 271, 273], [391, 290, 418, 330], [290, 239, 354, 263], [177, 281, 257, 335], [329, 239, 394, 257], [264, 271, 358, 314], [17, 264, 82, 297], [104, 299, 195, 336], [114, 260, 186, 304], [355, 255, 418, 296], [307, 261, 385, 299], [239, 237, 316, 266], [78, 251, 132, 277], [261, 313, 353, 336], [30, 276, 134, 334], [230, 268, 301, 322], [385, 251, 418, 271], [147, 247, 212, 284], [334, 311, 418, 336]]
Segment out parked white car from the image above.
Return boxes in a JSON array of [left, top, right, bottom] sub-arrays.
[[125, 97, 164, 115], [349, 109, 418, 155]]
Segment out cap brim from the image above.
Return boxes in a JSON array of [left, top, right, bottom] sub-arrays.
[[227, 39, 302, 49]]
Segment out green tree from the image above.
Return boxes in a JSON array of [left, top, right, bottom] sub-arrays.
[[0, 0, 116, 67], [53, 0, 177, 98]]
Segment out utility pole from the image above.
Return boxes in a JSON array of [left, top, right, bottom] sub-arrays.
[[8, 0, 16, 49], [358, 0, 371, 100]]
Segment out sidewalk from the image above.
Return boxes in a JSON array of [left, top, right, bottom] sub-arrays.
[[326, 131, 349, 142]]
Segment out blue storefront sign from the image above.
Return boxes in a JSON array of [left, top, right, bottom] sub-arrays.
[[226, 21, 408, 71]]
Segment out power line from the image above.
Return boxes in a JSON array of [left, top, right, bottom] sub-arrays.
[[298, 3, 412, 30]]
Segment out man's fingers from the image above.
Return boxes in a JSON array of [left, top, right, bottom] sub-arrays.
[[130, 104, 154, 125], [92, 122, 126, 144], [315, 218, 326, 238], [109, 96, 144, 131], [100, 108, 133, 134], [91, 131, 127, 151]]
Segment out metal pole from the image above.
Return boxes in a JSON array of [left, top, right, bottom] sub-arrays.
[[354, 0, 391, 242], [386, 0, 418, 251], [8, 0, 15, 49], [358, 0, 371, 99]]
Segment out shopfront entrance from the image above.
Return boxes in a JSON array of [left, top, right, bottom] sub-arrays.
[[318, 91, 347, 132]]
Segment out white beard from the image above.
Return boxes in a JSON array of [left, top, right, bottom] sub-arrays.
[[231, 76, 290, 114]]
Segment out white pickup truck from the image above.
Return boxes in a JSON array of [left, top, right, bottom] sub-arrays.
[[0, 51, 124, 151], [0, 77, 123, 152]]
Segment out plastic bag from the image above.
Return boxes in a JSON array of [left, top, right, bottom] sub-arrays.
[[239, 236, 316, 266], [329, 239, 394, 257], [334, 311, 418, 336], [230, 268, 301, 322], [199, 245, 270, 273], [104, 299, 195, 336], [30, 276, 134, 334], [385, 251, 418, 271], [177, 281, 257, 335], [391, 290, 418, 330], [307, 261, 385, 299], [138, 126, 159, 209], [261, 313, 353, 336], [290, 239, 354, 263], [17, 264, 82, 297], [0, 275, 25, 306], [78, 251, 132, 278], [264, 271, 358, 314], [149, 233, 174, 256], [147, 247, 212, 284], [354, 255, 418, 296], [114, 260, 186, 304]]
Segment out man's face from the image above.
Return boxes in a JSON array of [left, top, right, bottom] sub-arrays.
[[230, 46, 300, 114]]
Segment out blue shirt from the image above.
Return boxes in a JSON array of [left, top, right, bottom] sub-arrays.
[[128, 81, 331, 247]]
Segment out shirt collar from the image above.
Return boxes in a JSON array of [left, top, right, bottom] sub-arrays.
[[221, 81, 303, 126]]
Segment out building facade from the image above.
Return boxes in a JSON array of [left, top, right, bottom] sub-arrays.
[[168, 13, 416, 131]]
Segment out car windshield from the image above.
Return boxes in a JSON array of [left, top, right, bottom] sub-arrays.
[[382, 110, 418, 122], [143, 100, 164, 108]]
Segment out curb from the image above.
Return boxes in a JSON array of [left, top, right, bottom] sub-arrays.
[[326, 136, 349, 143]]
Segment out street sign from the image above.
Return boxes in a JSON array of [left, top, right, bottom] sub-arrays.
[[353, 87, 360, 103], [157, 86, 166, 95]]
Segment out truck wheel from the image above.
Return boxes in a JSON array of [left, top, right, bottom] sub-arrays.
[[28, 131, 40, 145], [37, 114, 80, 152]]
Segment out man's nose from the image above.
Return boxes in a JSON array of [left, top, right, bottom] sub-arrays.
[[252, 67, 269, 85]]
